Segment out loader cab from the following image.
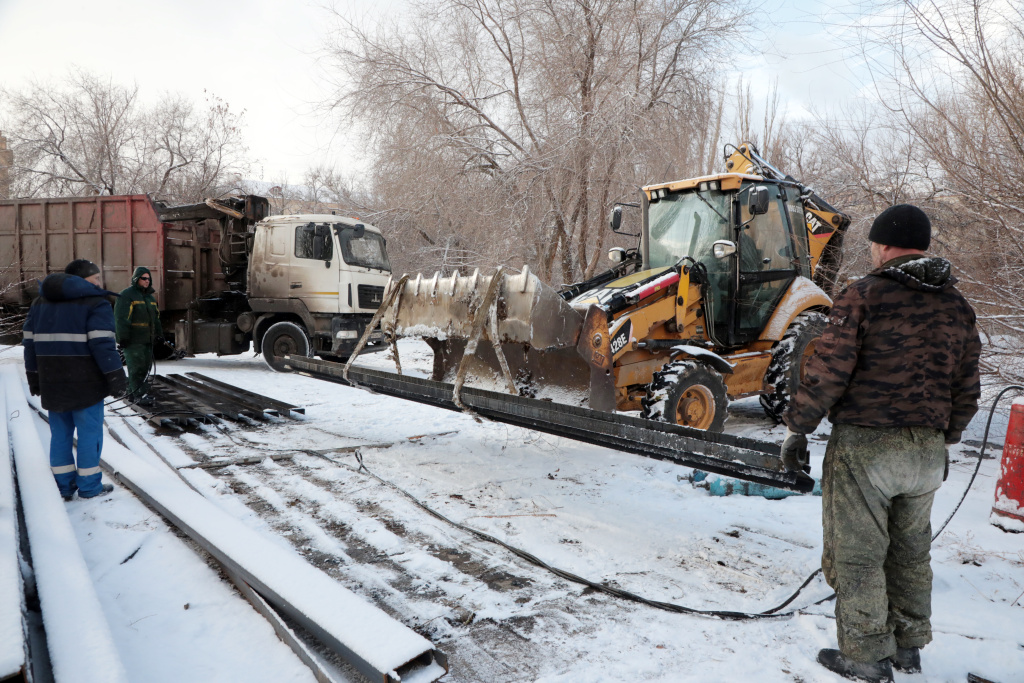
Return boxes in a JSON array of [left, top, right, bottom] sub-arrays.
[[644, 176, 810, 347]]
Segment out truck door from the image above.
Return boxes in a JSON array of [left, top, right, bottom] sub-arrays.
[[290, 222, 340, 314], [251, 221, 292, 299]]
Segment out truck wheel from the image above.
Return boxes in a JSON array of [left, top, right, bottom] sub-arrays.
[[262, 321, 311, 372], [760, 311, 826, 422], [641, 360, 728, 432]]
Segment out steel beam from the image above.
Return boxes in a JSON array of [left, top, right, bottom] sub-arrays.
[[99, 431, 447, 682], [3, 370, 130, 683], [158, 375, 249, 421], [288, 356, 813, 493], [186, 373, 305, 416], [166, 374, 272, 419], [0, 380, 27, 682]]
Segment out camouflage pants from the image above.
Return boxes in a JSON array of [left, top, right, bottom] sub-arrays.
[[821, 423, 945, 663]]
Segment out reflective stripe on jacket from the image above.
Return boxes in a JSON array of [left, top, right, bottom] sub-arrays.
[[23, 273, 122, 412]]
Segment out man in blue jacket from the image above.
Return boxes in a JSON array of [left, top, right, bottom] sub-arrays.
[[23, 259, 128, 500]]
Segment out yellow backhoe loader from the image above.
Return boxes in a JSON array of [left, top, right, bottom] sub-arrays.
[[369, 143, 849, 431]]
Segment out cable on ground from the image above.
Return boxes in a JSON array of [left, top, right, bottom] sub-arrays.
[[326, 389, 1019, 621], [88, 371, 1022, 621]]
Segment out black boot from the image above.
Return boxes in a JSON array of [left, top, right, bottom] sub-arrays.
[[80, 483, 114, 499], [817, 649, 894, 683], [890, 646, 921, 673], [61, 483, 78, 502]]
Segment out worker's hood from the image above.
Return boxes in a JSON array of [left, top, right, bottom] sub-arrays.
[[875, 255, 957, 293], [131, 266, 155, 294], [39, 273, 118, 302]]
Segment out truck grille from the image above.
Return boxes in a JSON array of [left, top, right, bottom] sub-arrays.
[[357, 285, 385, 309]]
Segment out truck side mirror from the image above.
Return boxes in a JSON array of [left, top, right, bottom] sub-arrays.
[[609, 205, 623, 232], [749, 186, 770, 215], [351, 224, 365, 239]]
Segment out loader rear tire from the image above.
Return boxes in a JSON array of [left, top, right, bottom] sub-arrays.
[[760, 311, 827, 422], [641, 360, 728, 432], [262, 321, 311, 373]]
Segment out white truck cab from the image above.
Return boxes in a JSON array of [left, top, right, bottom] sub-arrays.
[[244, 214, 392, 370]]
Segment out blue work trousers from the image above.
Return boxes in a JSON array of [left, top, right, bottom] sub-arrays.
[[49, 401, 105, 498]]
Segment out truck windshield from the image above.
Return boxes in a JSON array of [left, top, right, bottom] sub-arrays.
[[336, 227, 391, 271], [646, 189, 731, 269]]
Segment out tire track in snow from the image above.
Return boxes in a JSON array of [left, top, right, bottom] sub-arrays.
[[205, 451, 580, 682], [128, 408, 831, 681]]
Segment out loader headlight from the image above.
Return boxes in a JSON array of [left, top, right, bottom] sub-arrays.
[[608, 247, 626, 263]]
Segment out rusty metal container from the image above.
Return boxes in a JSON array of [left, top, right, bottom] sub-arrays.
[[0, 195, 228, 331]]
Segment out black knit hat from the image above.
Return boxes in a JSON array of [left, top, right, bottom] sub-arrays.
[[64, 259, 101, 278], [868, 204, 931, 250]]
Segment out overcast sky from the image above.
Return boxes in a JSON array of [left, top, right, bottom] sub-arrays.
[[0, 0, 871, 184]]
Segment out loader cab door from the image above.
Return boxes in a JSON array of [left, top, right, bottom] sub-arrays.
[[732, 183, 799, 344], [290, 222, 340, 314], [645, 186, 733, 343]]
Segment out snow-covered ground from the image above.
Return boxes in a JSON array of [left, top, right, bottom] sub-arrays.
[[3, 340, 1023, 682]]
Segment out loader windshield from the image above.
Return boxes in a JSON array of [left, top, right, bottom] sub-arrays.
[[647, 190, 731, 269]]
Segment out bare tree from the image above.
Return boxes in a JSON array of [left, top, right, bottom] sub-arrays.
[[830, 0, 1024, 385], [0, 69, 249, 203], [322, 0, 747, 282]]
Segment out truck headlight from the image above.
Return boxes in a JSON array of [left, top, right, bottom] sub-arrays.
[[335, 330, 359, 339]]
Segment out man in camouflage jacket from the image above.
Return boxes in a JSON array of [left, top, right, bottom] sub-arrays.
[[781, 204, 981, 683]]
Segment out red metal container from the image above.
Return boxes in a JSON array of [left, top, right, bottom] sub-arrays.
[[0, 195, 227, 329], [991, 400, 1024, 532]]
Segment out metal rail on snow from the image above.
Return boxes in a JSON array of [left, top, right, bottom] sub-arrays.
[[286, 357, 814, 493]]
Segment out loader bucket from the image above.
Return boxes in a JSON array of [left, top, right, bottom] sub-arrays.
[[381, 268, 614, 410], [384, 267, 583, 347]]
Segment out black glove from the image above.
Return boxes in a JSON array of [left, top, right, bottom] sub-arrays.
[[105, 369, 129, 399], [26, 371, 40, 396], [780, 428, 810, 473]]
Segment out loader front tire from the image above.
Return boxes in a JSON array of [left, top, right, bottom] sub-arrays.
[[760, 311, 827, 422], [262, 321, 311, 373], [641, 360, 728, 432]]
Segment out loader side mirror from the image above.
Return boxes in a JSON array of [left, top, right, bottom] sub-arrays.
[[609, 205, 623, 232], [712, 240, 737, 258], [749, 186, 770, 215]]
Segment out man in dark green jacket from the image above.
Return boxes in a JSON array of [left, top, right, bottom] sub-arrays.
[[115, 266, 163, 401]]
